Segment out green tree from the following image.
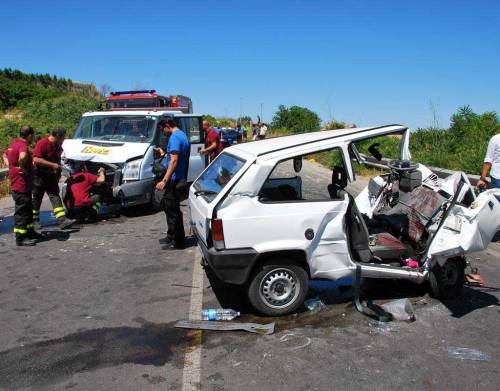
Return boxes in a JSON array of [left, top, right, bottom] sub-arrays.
[[271, 105, 321, 133]]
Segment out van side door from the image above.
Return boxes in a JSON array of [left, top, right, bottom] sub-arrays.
[[177, 116, 206, 182]]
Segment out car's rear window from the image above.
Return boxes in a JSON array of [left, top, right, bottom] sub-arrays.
[[193, 153, 246, 202]]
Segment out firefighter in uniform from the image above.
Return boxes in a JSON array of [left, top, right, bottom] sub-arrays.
[[3, 126, 43, 246], [64, 163, 106, 222], [32, 128, 76, 229]]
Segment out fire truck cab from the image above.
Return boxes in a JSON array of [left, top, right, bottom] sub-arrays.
[[105, 90, 193, 113]]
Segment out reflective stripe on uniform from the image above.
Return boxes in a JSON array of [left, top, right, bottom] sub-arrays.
[[26, 223, 34, 228], [33, 210, 40, 220], [13, 228, 28, 234], [53, 207, 65, 213], [33, 210, 39, 215], [55, 211, 66, 218], [93, 202, 101, 211]]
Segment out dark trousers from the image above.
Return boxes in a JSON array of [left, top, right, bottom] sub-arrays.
[[32, 172, 65, 220], [12, 191, 34, 236], [163, 180, 185, 245], [67, 194, 102, 220]]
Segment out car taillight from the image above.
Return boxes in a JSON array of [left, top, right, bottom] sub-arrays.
[[212, 219, 225, 250]]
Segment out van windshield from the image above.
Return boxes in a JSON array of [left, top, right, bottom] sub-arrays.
[[74, 115, 157, 143], [193, 153, 246, 202]]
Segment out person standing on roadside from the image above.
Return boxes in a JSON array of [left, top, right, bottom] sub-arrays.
[[32, 128, 76, 229], [155, 118, 190, 250], [258, 123, 268, 140], [477, 133, 500, 190], [3, 126, 42, 246], [199, 120, 222, 162]]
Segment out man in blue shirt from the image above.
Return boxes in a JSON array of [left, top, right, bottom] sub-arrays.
[[156, 117, 190, 249]]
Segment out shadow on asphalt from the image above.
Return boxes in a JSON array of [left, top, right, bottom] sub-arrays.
[[441, 286, 500, 318], [0, 320, 190, 390]]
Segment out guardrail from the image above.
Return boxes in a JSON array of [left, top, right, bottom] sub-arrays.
[[360, 154, 482, 186]]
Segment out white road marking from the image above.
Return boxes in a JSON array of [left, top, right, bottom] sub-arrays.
[[181, 249, 204, 391]]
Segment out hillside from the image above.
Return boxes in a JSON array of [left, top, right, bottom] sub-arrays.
[[0, 68, 100, 152]]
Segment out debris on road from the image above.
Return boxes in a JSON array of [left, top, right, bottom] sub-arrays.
[[381, 298, 416, 322], [201, 309, 240, 321], [447, 347, 492, 361], [175, 320, 275, 335], [304, 298, 327, 312], [465, 273, 485, 286]]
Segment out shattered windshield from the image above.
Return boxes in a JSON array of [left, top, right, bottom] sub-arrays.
[[74, 115, 157, 143], [193, 153, 246, 202]]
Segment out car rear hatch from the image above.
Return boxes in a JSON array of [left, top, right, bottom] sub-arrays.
[[188, 151, 252, 246]]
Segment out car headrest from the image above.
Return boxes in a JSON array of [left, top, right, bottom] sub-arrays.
[[331, 166, 348, 189]]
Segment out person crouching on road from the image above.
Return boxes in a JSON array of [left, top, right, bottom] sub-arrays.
[[64, 163, 106, 222], [32, 128, 76, 229], [3, 126, 42, 246], [156, 118, 190, 250]]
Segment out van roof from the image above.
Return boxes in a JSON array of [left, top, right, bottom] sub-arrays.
[[227, 124, 407, 158]]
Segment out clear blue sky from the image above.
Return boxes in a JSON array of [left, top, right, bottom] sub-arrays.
[[1, 0, 499, 129]]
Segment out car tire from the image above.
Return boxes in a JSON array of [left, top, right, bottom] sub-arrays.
[[151, 188, 164, 212], [247, 261, 309, 316], [429, 257, 466, 299]]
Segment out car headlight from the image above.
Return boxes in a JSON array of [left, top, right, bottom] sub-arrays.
[[122, 158, 142, 180]]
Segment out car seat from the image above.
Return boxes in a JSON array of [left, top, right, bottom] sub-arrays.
[[346, 192, 409, 263], [328, 166, 348, 199]]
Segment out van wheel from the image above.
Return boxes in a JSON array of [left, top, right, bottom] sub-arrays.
[[151, 188, 164, 212], [248, 261, 308, 316], [429, 257, 466, 299]]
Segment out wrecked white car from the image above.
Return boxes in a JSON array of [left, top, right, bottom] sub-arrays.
[[189, 125, 500, 316]]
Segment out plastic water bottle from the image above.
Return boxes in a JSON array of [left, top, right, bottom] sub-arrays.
[[201, 309, 240, 321]]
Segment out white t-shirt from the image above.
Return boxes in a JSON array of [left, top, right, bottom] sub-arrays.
[[259, 125, 267, 136], [484, 133, 500, 179]]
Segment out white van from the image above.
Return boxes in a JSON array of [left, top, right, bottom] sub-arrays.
[[62, 110, 206, 208]]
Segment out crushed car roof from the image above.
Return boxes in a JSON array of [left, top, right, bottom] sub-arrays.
[[229, 124, 407, 158]]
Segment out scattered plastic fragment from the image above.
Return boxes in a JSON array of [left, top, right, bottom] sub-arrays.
[[447, 347, 492, 361], [381, 298, 416, 322], [403, 258, 419, 268], [304, 298, 327, 312], [367, 319, 400, 332], [174, 320, 274, 335], [465, 273, 485, 286], [201, 309, 240, 321]]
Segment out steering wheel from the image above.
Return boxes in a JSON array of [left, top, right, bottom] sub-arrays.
[[387, 159, 419, 172]]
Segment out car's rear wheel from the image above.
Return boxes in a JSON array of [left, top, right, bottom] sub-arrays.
[[248, 261, 308, 316], [429, 257, 466, 299]]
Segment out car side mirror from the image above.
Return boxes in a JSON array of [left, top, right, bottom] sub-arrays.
[[293, 157, 302, 173]]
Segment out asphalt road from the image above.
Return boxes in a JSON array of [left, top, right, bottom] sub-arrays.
[[0, 161, 499, 390]]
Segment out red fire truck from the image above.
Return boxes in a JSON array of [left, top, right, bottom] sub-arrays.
[[105, 90, 193, 113]]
